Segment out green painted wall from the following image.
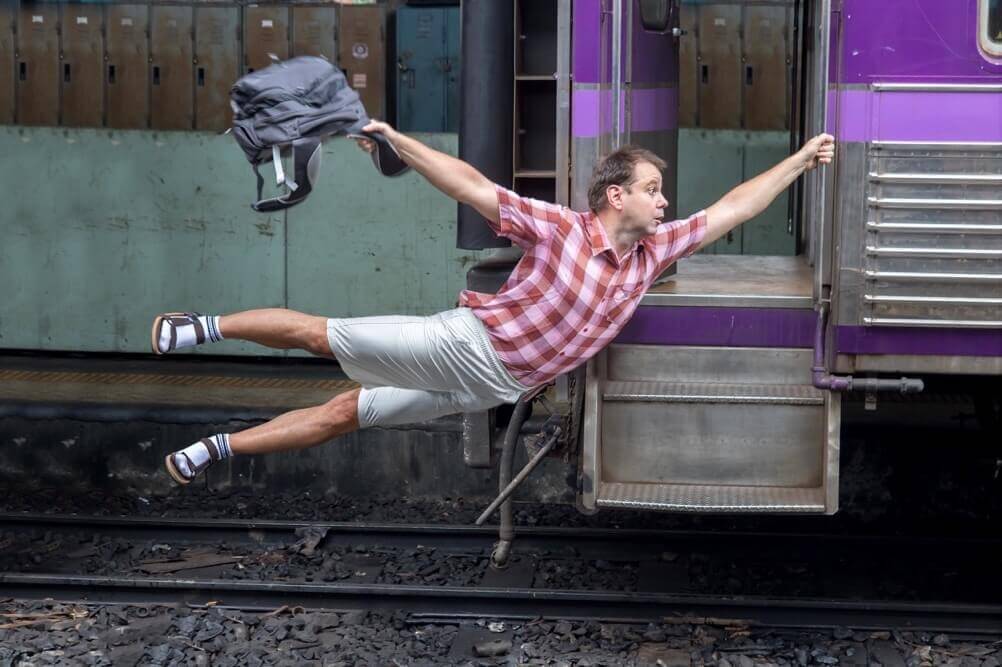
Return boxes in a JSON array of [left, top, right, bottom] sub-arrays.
[[0, 128, 480, 355], [677, 129, 795, 256]]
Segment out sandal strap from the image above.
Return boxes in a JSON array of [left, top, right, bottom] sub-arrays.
[[200, 437, 223, 463], [163, 313, 205, 352]]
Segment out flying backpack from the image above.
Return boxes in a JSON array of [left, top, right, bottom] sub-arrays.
[[229, 55, 409, 212]]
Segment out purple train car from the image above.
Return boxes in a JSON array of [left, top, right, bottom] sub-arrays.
[[462, 0, 1001, 520]]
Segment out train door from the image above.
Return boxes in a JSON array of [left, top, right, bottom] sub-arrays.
[[578, 0, 841, 516]]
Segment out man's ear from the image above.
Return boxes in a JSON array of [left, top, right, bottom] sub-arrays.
[[606, 185, 625, 211]]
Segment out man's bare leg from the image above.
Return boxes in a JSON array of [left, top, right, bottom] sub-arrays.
[[219, 309, 333, 358], [161, 309, 355, 484], [165, 389, 362, 484], [152, 308, 333, 357], [229, 389, 361, 455]]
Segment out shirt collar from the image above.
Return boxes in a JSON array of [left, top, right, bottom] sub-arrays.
[[585, 212, 639, 266]]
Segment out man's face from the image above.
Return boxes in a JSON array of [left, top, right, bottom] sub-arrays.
[[620, 161, 668, 235]]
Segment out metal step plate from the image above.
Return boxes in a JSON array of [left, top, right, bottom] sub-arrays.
[[597, 482, 827, 513], [603, 380, 824, 405]]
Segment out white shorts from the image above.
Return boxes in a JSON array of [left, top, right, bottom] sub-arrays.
[[326, 308, 530, 428]]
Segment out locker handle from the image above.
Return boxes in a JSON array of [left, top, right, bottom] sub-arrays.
[[701, 64, 709, 84], [153, 65, 160, 85], [745, 65, 754, 86], [19, 62, 26, 82], [64, 63, 71, 83], [197, 67, 205, 87], [107, 64, 116, 84]]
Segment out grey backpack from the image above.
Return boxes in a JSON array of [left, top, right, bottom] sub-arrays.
[[230, 55, 409, 212]]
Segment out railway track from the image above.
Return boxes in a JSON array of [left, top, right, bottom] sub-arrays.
[[2, 514, 1001, 634]]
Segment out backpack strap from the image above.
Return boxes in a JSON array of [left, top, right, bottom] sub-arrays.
[[252, 137, 323, 213]]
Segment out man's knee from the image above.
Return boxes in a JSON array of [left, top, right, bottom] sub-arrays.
[[321, 388, 361, 432], [307, 317, 335, 358]]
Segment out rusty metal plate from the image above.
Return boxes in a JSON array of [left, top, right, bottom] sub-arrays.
[[151, 5, 194, 130], [61, 4, 104, 127], [338, 4, 385, 118], [194, 5, 239, 131], [292, 6, 336, 60], [245, 5, 289, 73], [697, 4, 741, 129], [744, 5, 789, 130], [106, 5, 150, 129], [16, 3, 59, 126]]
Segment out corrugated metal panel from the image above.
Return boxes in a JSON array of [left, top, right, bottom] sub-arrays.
[[864, 142, 1002, 327]]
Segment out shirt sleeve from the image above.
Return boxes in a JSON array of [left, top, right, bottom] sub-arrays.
[[648, 210, 708, 273], [489, 184, 563, 248]]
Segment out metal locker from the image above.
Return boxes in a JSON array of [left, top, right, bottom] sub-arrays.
[[106, 5, 150, 129], [0, 0, 14, 124], [292, 6, 336, 60], [60, 4, 104, 127], [151, 5, 194, 130], [697, 4, 741, 129], [16, 3, 59, 126], [194, 6, 239, 132], [245, 5, 289, 73], [396, 6, 446, 132], [678, 4, 697, 128], [339, 4, 385, 119], [743, 5, 788, 130]]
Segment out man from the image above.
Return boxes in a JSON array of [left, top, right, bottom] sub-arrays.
[[156, 120, 835, 484]]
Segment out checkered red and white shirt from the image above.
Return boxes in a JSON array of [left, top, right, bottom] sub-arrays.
[[460, 184, 707, 388]]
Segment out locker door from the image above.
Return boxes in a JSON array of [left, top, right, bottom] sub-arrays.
[[151, 5, 194, 130], [245, 5, 289, 73], [61, 4, 104, 127], [292, 6, 336, 60], [106, 5, 149, 129], [16, 3, 59, 126], [195, 6, 239, 132], [678, 4, 697, 128], [396, 7, 444, 132], [444, 6, 460, 132], [339, 5, 385, 119], [743, 5, 788, 130], [697, 4, 741, 129], [0, 0, 14, 124]]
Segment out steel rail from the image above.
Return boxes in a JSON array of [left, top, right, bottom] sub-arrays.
[[0, 572, 1000, 634]]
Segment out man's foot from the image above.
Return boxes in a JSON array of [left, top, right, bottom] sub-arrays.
[[164, 434, 232, 484], [151, 313, 223, 355]]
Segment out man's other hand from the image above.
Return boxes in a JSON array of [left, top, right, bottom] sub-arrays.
[[798, 133, 836, 171], [353, 119, 398, 154]]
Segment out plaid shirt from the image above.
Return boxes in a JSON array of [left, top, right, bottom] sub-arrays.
[[460, 185, 707, 387]]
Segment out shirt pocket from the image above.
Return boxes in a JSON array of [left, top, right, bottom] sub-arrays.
[[603, 281, 645, 322]]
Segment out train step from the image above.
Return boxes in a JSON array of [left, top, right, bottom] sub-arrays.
[[580, 344, 840, 515]]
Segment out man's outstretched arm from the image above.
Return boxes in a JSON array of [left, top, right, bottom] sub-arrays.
[[357, 120, 500, 224], [698, 133, 835, 251]]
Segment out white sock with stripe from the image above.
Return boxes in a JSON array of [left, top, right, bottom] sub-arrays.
[[171, 433, 232, 479], [158, 315, 223, 354]]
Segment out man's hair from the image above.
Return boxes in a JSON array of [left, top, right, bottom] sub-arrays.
[[587, 145, 667, 213]]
